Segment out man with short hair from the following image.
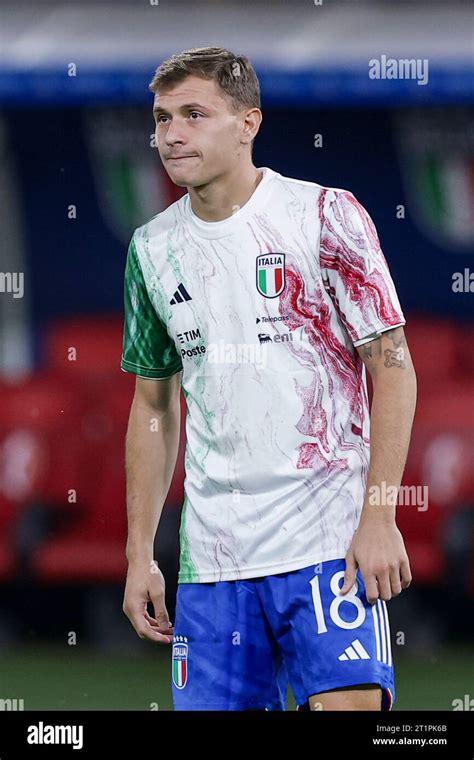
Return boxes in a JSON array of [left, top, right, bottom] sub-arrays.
[[121, 46, 416, 712]]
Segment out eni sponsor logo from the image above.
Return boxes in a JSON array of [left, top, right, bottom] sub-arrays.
[[257, 332, 293, 344]]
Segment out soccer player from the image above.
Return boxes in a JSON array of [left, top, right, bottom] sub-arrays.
[[121, 47, 417, 711]]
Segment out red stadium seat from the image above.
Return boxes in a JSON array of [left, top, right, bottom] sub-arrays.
[[404, 316, 461, 396], [455, 322, 474, 380], [0, 374, 82, 507], [399, 381, 474, 586], [30, 383, 187, 583], [42, 315, 139, 509], [43, 314, 126, 380], [0, 483, 15, 575], [414, 380, 474, 430], [32, 314, 186, 583], [0, 374, 83, 579]]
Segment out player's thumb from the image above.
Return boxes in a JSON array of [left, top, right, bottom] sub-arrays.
[[340, 552, 357, 595]]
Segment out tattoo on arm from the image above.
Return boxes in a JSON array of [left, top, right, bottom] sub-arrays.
[[362, 342, 372, 359], [382, 327, 407, 369], [361, 336, 381, 361], [383, 347, 406, 368], [358, 326, 408, 370], [384, 327, 407, 350]]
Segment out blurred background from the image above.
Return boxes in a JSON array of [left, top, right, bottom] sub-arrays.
[[0, 0, 473, 711]]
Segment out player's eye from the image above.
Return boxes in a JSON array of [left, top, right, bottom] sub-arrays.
[[156, 115, 169, 124], [189, 111, 203, 119]]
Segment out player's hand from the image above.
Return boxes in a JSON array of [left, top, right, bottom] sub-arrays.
[[123, 559, 174, 644], [339, 518, 412, 604]]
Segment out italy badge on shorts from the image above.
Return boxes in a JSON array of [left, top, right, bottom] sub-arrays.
[[256, 253, 286, 298], [172, 635, 188, 689]]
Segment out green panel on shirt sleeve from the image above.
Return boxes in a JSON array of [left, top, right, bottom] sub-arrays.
[[120, 235, 183, 379]]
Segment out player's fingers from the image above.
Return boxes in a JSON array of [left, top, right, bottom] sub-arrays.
[[128, 613, 171, 643], [364, 574, 379, 605], [136, 613, 173, 643], [137, 625, 173, 644], [376, 571, 392, 601], [389, 565, 402, 596], [123, 600, 172, 643], [340, 551, 357, 595], [400, 558, 412, 589], [145, 609, 174, 631]]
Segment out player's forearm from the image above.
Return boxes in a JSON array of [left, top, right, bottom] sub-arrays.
[[125, 397, 180, 564], [360, 366, 417, 524]]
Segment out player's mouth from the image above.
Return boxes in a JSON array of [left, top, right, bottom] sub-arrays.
[[167, 155, 198, 161]]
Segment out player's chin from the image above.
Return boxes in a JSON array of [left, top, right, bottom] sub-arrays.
[[169, 170, 199, 187], [167, 159, 202, 186], [169, 176, 190, 187]]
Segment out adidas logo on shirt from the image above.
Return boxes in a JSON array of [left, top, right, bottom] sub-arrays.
[[338, 638, 370, 661], [170, 283, 192, 305]]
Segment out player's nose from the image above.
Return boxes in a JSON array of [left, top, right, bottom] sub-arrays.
[[164, 120, 187, 147]]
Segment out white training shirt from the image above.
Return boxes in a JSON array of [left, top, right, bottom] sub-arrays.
[[121, 166, 406, 583]]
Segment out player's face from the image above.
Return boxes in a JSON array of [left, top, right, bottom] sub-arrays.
[[153, 75, 247, 187]]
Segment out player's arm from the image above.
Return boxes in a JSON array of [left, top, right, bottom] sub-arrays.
[[340, 325, 417, 603], [122, 372, 182, 643], [356, 325, 417, 517], [318, 188, 418, 604], [125, 372, 182, 565], [120, 231, 184, 643]]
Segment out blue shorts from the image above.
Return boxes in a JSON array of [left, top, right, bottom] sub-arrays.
[[171, 558, 395, 711]]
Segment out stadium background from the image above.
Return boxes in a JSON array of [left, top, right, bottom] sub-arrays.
[[0, 0, 473, 710]]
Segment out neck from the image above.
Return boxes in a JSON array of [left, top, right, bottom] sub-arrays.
[[187, 165, 263, 222]]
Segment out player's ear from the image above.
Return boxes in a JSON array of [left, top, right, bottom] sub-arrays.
[[241, 107, 262, 145]]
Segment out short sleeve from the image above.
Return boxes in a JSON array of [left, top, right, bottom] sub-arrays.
[[120, 234, 183, 379], [319, 189, 406, 347]]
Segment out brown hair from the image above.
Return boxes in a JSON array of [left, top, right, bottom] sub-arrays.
[[148, 46, 261, 114]]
